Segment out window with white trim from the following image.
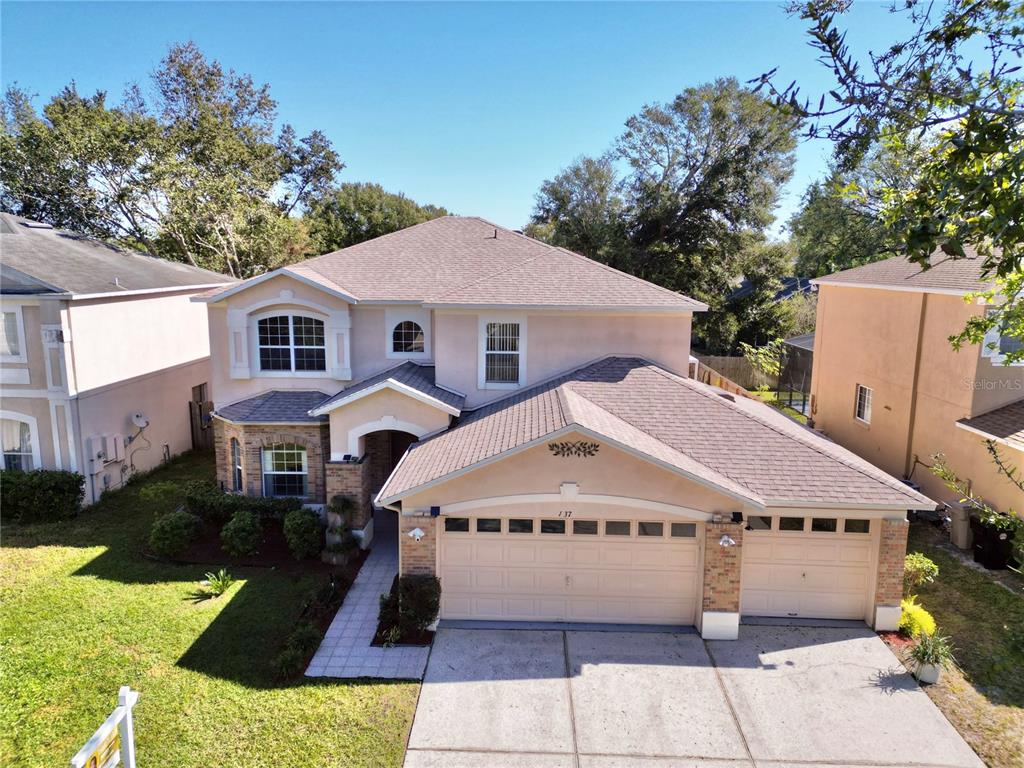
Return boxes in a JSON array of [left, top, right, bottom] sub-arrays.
[[230, 438, 243, 492], [261, 443, 308, 497], [257, 314, 326, 372], [484, 321, 521, 384], [0, 308, 26, 363], [854, 384, 872, 424], [392, 321, 425, 353], [1, 418, 34, 471]]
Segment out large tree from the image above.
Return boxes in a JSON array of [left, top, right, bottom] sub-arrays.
[[789, 137, 928, 277], [756, 0, 1023, 362], [530, 78, 800, 352], [0, 42, 342, 277], [305, 182, 449, 253]]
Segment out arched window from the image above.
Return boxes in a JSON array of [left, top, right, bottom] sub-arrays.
[[1, 417, 35, 471], [230, 438, 243, 492], [392, 321, 425, 354], [257, 314, 326, 372], [261, 442, 307, 498]]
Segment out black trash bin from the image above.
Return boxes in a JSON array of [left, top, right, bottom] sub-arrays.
[[970, 516, 1015, 570]]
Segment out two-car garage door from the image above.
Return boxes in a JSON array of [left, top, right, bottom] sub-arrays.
[[439, 514, 701, 625]]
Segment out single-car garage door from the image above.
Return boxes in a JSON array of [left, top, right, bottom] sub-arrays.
[[439, 514, 702, 625], [741, 513, 875, 620]]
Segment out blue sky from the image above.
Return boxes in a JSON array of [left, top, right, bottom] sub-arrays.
[[2, 2, 916, 234]]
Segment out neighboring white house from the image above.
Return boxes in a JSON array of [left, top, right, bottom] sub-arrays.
[[0, 214, 231, 502]]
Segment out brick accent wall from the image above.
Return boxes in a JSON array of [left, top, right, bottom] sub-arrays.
[[702, 521, 744, 613], [874, 518, 909, 607], [399, 513, 437, 577], [325, 458, 373, 528], [212, 417, 330, 503], [364, 431, 391, 496]]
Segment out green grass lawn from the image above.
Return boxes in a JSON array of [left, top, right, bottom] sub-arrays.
[[748, 389, 809, 424], [0, 452, 418, 768], [901, 524, 1024, 768]]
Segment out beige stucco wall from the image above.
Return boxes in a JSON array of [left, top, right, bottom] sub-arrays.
[[65, 291, 212, 394], [812, 284, 1024, 514], [433, 310, 693, 407], [75, 357, 211, 502], [398, 431, 754, 518], [327, 388, 452, 460]]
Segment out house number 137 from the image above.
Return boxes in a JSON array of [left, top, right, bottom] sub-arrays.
[[558, 510, 573, 518]]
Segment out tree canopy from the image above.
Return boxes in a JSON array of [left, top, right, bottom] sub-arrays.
[[305, 182, 449, 253], [757, 0, 1023, 362], [529, 77, 801, 352], [1, 42, 342, 277]]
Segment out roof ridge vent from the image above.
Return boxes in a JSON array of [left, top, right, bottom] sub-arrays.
[[22, 221, 54, 230], [717, 391, 736, 402]]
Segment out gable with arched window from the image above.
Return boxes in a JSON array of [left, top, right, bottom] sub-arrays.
[[385, 308, 431, 360]]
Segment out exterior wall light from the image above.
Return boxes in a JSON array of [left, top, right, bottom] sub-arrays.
[[407, 527, 425, 542], [719, 534, 736, 547]]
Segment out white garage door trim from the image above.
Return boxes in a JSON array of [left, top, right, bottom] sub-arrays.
[[439, 514, 702, 626], [741, 513, 877, 621]]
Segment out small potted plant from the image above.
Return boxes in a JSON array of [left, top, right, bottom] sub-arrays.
[[908, 632, 956, 684]]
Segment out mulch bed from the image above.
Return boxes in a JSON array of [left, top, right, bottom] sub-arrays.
[[371, 575, 434, 647]]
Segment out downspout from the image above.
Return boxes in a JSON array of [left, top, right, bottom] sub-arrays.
[[903, 293, 928, 479]]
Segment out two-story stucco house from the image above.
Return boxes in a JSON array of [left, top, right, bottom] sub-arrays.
[[199, 216, 934, 640], [811, 252, 1024, 518], [0, 214, 230, 502]]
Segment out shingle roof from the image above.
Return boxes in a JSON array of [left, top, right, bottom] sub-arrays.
[[378, 357, 935, 509], [784, 333, 815, 352], [199, 217, 704, 311], [312, 362, 465, 414], [958, 400, 1024, 451], [813, 248, 994, 294], [0, 214, 231, 295], [217, 390, 329, 423]]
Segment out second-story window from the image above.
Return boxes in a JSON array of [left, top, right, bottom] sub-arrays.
[[0, 309, 25, 362], [257, 315, 326, 372], [854, 384, 872, 424], [484, 321, 521, 384], [393, 321, 425, 353]]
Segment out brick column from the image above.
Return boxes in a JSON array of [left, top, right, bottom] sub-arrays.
[[325, 459, 374, 546], [873, 518, 909, 631], [399, 513, 437, 577], [701, 520, 744, 640]]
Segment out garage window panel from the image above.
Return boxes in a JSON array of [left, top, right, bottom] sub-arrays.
[[508, 518, 534, 534], [670, 522, 697, 538], [638, 521, 664, 537], [746, 515, 772, 531], [476, 518, 501, 533], [540, 519, 566, 534], [844, 519, 871, 534], [605, 520, 631, 536], [444, 517, 470, 532], [779, 517, 806, 532], [811, 518, 838, 533]]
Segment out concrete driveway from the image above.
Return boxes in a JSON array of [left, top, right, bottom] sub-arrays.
[[404, 625, 983, 768]]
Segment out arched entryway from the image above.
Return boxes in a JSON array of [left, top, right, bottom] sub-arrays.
[[363, 429, 418, 502]]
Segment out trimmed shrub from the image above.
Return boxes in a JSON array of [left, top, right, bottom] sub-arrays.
[[378, 575, 441, 637], [0, 469, 85, 523], [185, 480, 302, 523], [903, 553, 939, 593], [900, 596, 937, 637], [273, 621, 322, 679], [149, 510, 202, 557], [139, 481, 184, 515], [283, 509, 323, 560], [221, 510, 262, 556]]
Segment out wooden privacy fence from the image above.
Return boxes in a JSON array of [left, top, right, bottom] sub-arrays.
[[694, 355, 773, 391], [690, 358, 751, 399]]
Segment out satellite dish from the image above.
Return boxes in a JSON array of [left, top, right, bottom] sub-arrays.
[[131, 412, 150, 429]]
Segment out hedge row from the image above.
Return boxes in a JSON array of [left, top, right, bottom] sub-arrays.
[[1, 469, 85, 523], [183, 481, 302, 523]]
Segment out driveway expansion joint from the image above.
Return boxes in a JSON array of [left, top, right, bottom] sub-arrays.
[[561, 630, 582, 768]]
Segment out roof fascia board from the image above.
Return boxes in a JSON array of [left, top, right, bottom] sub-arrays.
[[423, 302, 706, 313], [955, 419, 1020, 450], [811, 279, 976, 297], [194, 268, 358, 304], [64, 282, 230, 301], [766, 498, 935, 511], [212, 413, 325, 428], [310, 379, 461, 417], [436, 492, 713, 521]]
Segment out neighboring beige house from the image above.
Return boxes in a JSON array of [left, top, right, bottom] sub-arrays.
[[811, 252, 1024, 517], [199, 216, 934, 640], [0, 214, 231, 502]]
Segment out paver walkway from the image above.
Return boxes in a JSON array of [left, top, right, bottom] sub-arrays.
[[305, 508, 430, 680]]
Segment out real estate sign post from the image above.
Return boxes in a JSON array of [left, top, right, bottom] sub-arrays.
[[70, 686, 139, 768]]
